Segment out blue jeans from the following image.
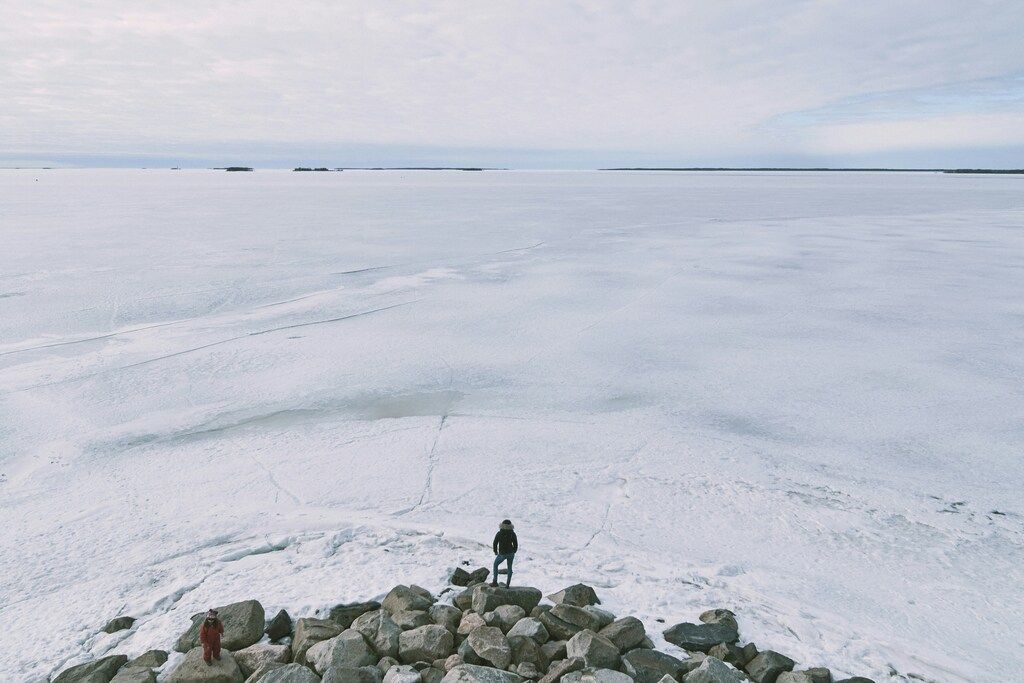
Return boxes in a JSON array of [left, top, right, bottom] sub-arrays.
[[493, 553, 514, 583]]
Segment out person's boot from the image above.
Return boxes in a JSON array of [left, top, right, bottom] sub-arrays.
[[205, 660, 212, 666], [490, 580, 498, 587]]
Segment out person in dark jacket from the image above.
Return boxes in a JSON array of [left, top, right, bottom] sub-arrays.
[[199, 609, 224, 664], [491, 519, 518, 587]]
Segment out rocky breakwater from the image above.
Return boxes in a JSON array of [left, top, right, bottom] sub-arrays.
[[49, 573, 878, 683]]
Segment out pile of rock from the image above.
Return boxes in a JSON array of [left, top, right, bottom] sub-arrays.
[[50, 575, 877, 683]]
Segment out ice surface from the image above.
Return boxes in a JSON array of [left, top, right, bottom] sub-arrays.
[[1, 169, 1022, 682]]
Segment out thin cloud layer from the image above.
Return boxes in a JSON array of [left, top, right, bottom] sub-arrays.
[[1, 1, 1022, 166]]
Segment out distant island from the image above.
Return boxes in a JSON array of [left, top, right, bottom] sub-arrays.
[[218, 166, 253, 172], [293, 167, 334, 172], [337, 167, 493, 171], [601, 167, 1024, 173]]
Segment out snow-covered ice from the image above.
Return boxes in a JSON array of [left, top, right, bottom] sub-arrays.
[[1, 169, 1022, 682]]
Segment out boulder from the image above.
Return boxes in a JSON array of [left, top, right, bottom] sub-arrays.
[[267, 610, 294, 642], [741, 644, 758, 664], [110, 668, 157, 683], [538, 611, 583, 641], [516, 662, 541, 680], [235, 643, 292, 678], [744, 651, 795, 683], [683, 656, 744, 683], [562, 668, 632, 683], [384, 665, 422, 683], [430, 605, 463, 634], [507, 617, 549, 644], [443, 656, 463, 672], [508, 635, 543, 668], [322, 667, 384, 683], [451, 568, 490, 587], [176, 601, 267, 652], [530, 606, 551, 619], [698, 611, 737, 632], [546, 585, 600, 608], [538, 657, 585, 683], [332, 602, 383, 629], [485, 605, 527, 633], [471, 586, 542, 615], [294, 619, 346, 665], [422, 668, 446, 683], [384, 586, 434, 614], [53, 654, 129, 683], [394, 611, 433, 630], [619, 649, 688, 683], [457, 639, 485, 666], [597, 618, 645, 652], [777, 674, 815, 683], [581, 608, 615, 630], [125, 650, 168, 669], [565, 631, 619, 670], [441, 664, 525, 683], [705, 645, 746, 668], [260, 663, 322, 683], [353, 610, 402, 659], [245, 662, 287, 683], [399, 625, 455, 664], [539, 640, 566, 664], [456, 613, 487, 641], [454, 588, 475, 612], [379, 657, 400, 674], [662, 621, 738, 653], [801, 669, 831, 683], [467, 626, 512, 669], [552, 605, 604, 633], [309, 630, 377, 675], [167, 647, 244, 682], [102, 616, 137, 634]]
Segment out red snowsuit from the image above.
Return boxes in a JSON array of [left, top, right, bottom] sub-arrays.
[[200, 619, 224, 662]]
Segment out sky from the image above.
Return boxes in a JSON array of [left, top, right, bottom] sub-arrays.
[[1, 1, 1023, 168]]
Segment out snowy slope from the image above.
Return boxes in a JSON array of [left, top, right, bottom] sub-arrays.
[[1, 169, 1022, 682]]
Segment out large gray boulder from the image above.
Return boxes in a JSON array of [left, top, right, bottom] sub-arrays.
[[565, 630, 619, 669], [787, 669, 830, 683], [167, 647, 244, 682], [235, 643, 292, 678], [538, 657, 584, 683], [456, 613, 486, 642], [485, 605, 527, 633], [546, 585, 601, 608], [176, 601, 267, 652], [267, 610, 294, 642], [308, 630, 377, 674], [125, 650, 167, 669], [102, 616, 136, 634], [684, 656, 744, 683], [744, 651, 795, 683], [110, 668, 157, 683], [294, 618, 345, 665], [323, 666, 385, 683], [245, 662, 287, 683], [260, 663, 322, 683], [470, 586, 542, 615], [706, 644, 747, 668], [507, 617, 549, 644], [457, 639, 486, 666], [384, 665, 422, 683], [332, 602, 383, 629], [597, 617, 645, 652], [537, 611, 584, 641], [562, 668, 632, 683], [384, 586, 435, 614], [450, 568, 490, 587], [441, 664, 524, 683], [430, 605, 463, 634], [399, 625, 455, 664], [508, 635, 542, 669], [539, 640, 566, 665], [551, 605, 603, 633], [620, 649, 688, 683], [581, 608, 615, 631], [662, 621, 738, 653], [454, 588, 476, 612], [466, 626, 511, 669], [353, 611, 403, 659], [53, 655, 129, 683], [776, 674, 816, 683]]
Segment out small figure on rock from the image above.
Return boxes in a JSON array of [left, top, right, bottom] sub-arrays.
[[491, 519, 518, 587], [200, 609, 224, 665]]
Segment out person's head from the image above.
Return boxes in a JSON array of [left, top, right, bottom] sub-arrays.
[[500, 519, 513, 530], [205, 609, 219, 623]]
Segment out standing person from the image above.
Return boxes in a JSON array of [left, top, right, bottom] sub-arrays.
[[199, 609, 224, 665], [491, 519, 518, 587]]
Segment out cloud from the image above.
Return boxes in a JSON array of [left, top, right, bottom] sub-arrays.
[[1, 1, 1022, 165], [804, 113, 1024, 154]]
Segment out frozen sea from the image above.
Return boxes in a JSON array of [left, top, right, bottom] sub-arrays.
[[1, 169, 1022, 682]]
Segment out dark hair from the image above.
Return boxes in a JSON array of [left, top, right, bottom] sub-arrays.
[[502, 519, 512, 525]]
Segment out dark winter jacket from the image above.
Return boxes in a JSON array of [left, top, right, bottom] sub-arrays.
[[493, 527, 518, 555]]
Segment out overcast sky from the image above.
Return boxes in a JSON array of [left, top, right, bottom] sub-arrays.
[[2, 1, 1023, 168]]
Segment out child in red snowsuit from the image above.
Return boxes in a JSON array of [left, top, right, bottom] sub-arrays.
[[199, 609, 224, 664]]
